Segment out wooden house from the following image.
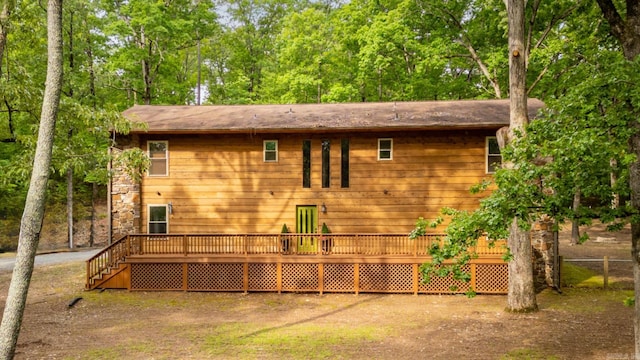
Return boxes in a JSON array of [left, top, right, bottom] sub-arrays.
[[87, 99, 544, 294]]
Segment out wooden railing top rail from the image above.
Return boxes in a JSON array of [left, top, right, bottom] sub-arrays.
[[86, 232, 506, 288], [86, 234, 128, 263]]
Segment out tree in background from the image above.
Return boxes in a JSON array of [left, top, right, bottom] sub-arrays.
[[101, 0, 218, 105]]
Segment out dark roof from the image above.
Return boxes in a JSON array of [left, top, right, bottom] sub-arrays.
[[122, 99, 544, 134]]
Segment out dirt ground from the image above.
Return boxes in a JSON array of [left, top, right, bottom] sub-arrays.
[[0, 222, 636, 359]]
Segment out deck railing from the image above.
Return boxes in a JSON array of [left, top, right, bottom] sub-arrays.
[[86, 233, 505, 288], [85, 234, 129, 287]]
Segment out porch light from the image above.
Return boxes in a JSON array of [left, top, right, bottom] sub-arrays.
[[321, 203, 327, 214], [168, 201, 173, 215]]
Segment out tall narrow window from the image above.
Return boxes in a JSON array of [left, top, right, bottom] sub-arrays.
[[341, 139, 350, 188], [148, 141, 168, 176], [322, 139, 330, 188], [148, 205, 168, 234], [487, 136, 502, 173], [302, 140, 311, 188], [264, 140, 278, 162], [378, 138, 393, 160]]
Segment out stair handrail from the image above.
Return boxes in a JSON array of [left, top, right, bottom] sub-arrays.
[[85, 235, 133, 288]]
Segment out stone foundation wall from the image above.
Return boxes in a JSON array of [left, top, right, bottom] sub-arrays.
[[111, 135, 141, 239], [531, 215, 556, 292]]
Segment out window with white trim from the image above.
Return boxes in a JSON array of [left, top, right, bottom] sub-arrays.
[[148, 205, 168, 234], [378, 138, 393, 160], [487, 136, 502, 173], [148, 141, 168, 176], [264, 140, 278, 162]]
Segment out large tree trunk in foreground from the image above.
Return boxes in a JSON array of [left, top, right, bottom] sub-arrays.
[[631, 130, 640, 359], [0, 0, 63, 357], [504, 0, 538, 312], [507, 218, 537, 311]]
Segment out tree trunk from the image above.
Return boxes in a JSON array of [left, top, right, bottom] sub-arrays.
[[0, 0, 13, 75], [571, 189, 581, 246], [506, 217, 537, 311], [630, 125, 640, 360], [67, 167, 73, 249], [0, 0, 63, 357], [89, 182, 97, 247], [611, 158, 619, 209], [505, 0, 538, 312], [594, 1, 640, 356]]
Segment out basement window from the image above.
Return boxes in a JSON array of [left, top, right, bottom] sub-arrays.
[[148, 141, 168, 176], [264, 140, 278, 162], [487, 136, 502, 173], [148, 205, 168, 234], [378, 138, 393, 160]]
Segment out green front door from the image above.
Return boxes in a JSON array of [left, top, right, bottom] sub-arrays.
[[296, 206, 318, 253]]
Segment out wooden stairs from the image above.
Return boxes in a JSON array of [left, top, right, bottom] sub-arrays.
[[86, 262, 129, 290]]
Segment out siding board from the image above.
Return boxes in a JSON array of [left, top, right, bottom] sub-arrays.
[[139, 130, 495, 234]]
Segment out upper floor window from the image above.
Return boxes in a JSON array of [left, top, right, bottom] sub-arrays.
[[341, 139, 350, 188], [148, 141, 168, 176], [378, 138, 393, 160], [302, 140, 311, 188], [322, 140, 330, 188], [487, 136, 502, 173], [264, 140, 278, 162]]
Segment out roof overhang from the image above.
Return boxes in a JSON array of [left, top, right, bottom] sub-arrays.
[[121, 99, 544, 135]]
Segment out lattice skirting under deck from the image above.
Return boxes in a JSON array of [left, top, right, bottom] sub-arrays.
[[127, 261, 508, 294]]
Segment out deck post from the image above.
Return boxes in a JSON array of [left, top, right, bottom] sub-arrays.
[[276, 262, 282, 293], [183, 235, 188, 256], [318, 263, 324, 295], [354, 263, 360, 295], [243, 262, 249, 294], [85, 259, 90, 289], [413, 263, 419, 295], [182, 263, 188, 291], [413, 237, 417, 257], [470, 263, 477, 292]]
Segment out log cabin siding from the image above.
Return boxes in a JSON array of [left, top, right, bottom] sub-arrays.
[[137, 129, 495, 234]]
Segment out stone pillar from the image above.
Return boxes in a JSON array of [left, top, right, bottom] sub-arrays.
[[110, 135, 142, 240], [530, 215, 556, 292]]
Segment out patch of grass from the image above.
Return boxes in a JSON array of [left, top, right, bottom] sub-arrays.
[[78, 342, 157, 360], [562, 262, 606, 288], [539, 287, 634, 313], [203, 322, 384, 359], [82, 289, 240, 311], [501, 348, 559, 359]]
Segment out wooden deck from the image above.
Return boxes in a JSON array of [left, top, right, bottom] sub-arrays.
[[86, 233, 508, 294]]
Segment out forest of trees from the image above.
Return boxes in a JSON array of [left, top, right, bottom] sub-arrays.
[[0, 0, 631, 241], [1, 0, 640, 356], [0, 1, 636, 250]]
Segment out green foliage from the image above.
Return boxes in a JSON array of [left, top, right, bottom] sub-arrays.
[[280, 223, 289, 233], [321, 222, 330, 234], [624, 296, 634, 307], [114, 148, 150, 182], [411, 44, 638, 286]]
